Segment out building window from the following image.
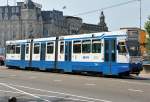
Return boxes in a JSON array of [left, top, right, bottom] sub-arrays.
[[12, 7, 15, 13], [47, 42, 54, 54], [92, 39, 101, 53], [60, 41, 64, 54], [0, 8, 2, 13], [16, 45, 20, 54], [34, 43, 40, 54], [5, 7, 8, 13], [26, 44, 29, 54], [16, 7, 19, 13], [73, 40, 81, 53], [82, 40, 91, 53], [43, 29, 48, 37]]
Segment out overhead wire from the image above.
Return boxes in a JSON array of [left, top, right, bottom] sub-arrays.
[[73, 0, 140, 16]]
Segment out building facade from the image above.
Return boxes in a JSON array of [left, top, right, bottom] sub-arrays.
[[0, 0, 108, 48], [0, 0, 43, 47], [80, 12, 108, 34], [120, 27, 148, 56]]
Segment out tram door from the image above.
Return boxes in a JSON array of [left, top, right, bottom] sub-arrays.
[[104, 39, 116, 74], [21, 44, 25, 60], [65, 41, 72, 61], [40, 43, 46, 60]]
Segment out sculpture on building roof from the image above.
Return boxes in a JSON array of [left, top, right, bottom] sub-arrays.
[[98, 11, 108, 31], [25, 0, 35, 9], [100, 11, 105, 24]]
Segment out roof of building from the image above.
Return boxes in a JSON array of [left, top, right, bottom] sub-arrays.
[[65, 16, 82, 20], [81, 23, 100, 31], [120, 27, 141, 30], [41, 10, 63, 21]]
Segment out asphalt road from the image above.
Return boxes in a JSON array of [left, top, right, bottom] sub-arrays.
[[0, 66, 150, 102]]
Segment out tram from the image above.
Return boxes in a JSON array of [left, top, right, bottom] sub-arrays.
[[5, 30, 143, 76]]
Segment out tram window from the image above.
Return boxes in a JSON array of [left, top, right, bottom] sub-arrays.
[[118, 42, 127, 53], [26, 44, 29, 54], [73, 41, 81, 53], [7, 45, 15, 54], [6, 45, 11, 54], [34, 43, 40, 54], [92, 39, 101, 53], [60, 41, 64, 54], [16, 45, 20, 54], [47, 42, 54, 54], [82, 40, 91, 53], [111, 40, 116, 62], [11, 45, 16, 54]]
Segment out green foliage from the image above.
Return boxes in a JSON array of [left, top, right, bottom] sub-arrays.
[[145, 18, 150, 36], [146, 38, 150, 54], [145, 18, 150, 54]]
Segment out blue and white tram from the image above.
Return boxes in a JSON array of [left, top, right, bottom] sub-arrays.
[[57, 30, 142, 75], [5, 30, 143, 76], [6, 39, 27, 68], [6, 37, 56, 70]]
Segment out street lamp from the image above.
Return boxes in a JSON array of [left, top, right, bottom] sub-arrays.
[[139, 0, 142, 29], [29, 27, 34, 68]]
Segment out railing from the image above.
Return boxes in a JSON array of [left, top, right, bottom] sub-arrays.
[[143, 55, 150, 65], [130, 56, 143, 64]]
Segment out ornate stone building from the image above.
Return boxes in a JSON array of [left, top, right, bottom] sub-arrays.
[[80, 11, 108, 34], [98, 11, 108, 31], [0, 0, 43, 47], [0, 0, 108, 48]]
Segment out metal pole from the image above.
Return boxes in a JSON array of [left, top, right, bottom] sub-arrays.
[[29, 38, 33, 68], [7, 0, 8, 6], [138, 0, 142, 57], [14, 0, 16, 6], [139, 0, 142, 29]]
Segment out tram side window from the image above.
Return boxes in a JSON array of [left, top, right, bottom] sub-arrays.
[[92, 39, 101, 53], [34, 43, 40, 54], [82, 40, 91, 53], [6, 45, 11, 54], [7, 45, 15, 54], [118, 42, 127, 54], [26, 44, 29, 54], [47, 42, 54, 54], [60, 41, 64, 54], [73, 41, 81, 53], [16, 45, 20, 54]]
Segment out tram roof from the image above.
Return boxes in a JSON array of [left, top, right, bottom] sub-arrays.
[[59, 30, 127, 40], [33, 37, 56, 42], [6, 39, 30, 44], [6, 37, 56, 44]]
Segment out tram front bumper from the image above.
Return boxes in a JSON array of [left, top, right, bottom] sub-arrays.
[[129, 63, 143, 74]]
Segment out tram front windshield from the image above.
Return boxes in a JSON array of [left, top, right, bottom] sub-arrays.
[[117, 41, 141, 56], [127, 45, 141, 56], [126, 40, 141, 56]]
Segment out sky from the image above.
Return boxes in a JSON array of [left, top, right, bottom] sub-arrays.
[[1, 0, 150, 31]]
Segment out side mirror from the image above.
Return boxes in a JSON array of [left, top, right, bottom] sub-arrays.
[[117, 45, 120, 50]]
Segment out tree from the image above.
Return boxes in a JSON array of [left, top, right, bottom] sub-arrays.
[[145, 17, 150, 36], [145, 17, 150, 54]]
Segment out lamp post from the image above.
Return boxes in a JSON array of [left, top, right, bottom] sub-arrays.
[[7, 0, 8, 6], [139, 0, 142, 29], [29, 28, 33, 68]]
